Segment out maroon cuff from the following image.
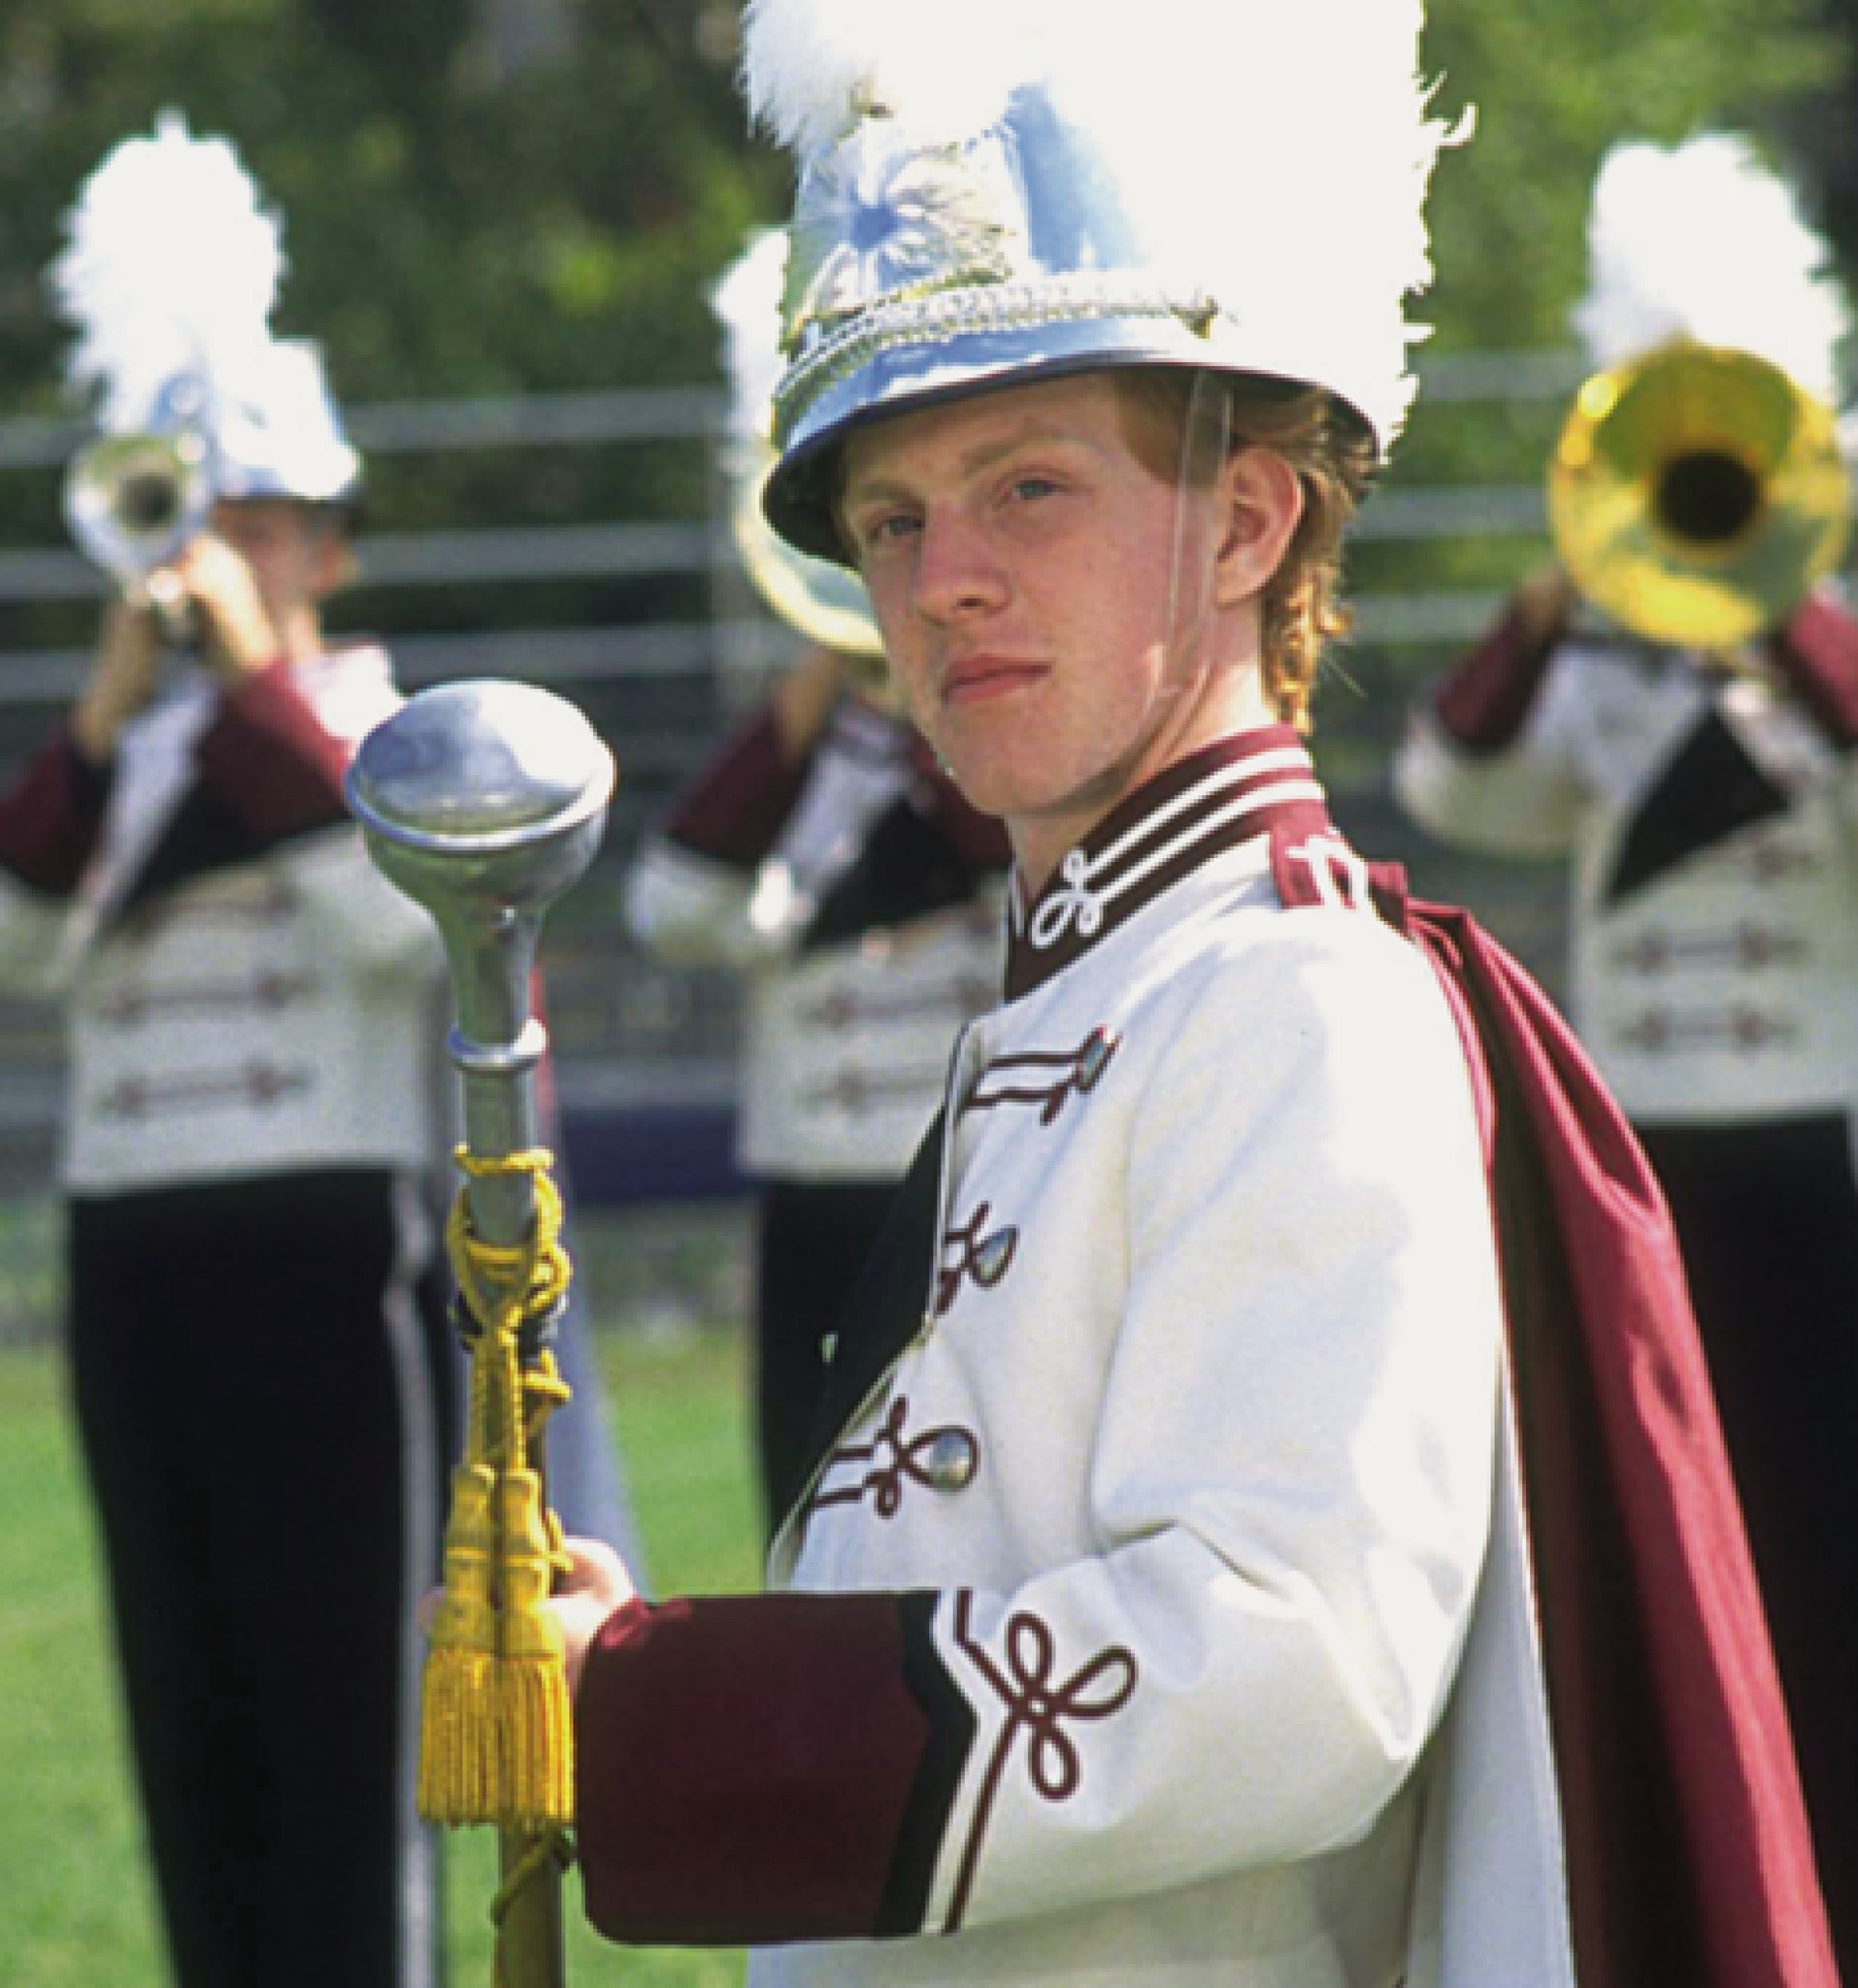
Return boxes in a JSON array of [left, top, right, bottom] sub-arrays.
[[1772, 595, 1858, 749], [0, 727, 113, 897], [1433, 596, 1566, 751], [194, 662, 352, 841], [574, 1590, 972, 1948], [662, 709, 810, 869]]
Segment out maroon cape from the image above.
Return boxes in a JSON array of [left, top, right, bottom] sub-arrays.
[[1387, 882, 1835, 1988]]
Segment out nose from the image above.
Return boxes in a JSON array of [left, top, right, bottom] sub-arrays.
[[910, 509, 1008, 625]]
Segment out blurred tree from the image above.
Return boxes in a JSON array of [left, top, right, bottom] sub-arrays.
[[0, 0, 780, 416], [1337, 0, 1848, 653], [0, 0, 1844, 680], [1424, 0, 1841, 354], [0, 0, 786, 671], [1803, 0, 1858, 259], [0, 2, 1840, 412]]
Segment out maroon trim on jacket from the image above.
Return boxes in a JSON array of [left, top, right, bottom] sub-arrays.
[[0, 727, 113, 898], [1771, 593, 1858, 749], [663, 708, 812, 869], [1433, 593, 1569, 751], [574, 1589, 974, 1947], [1368, 876, 1835, 1988], [194, 661, 353, 841], [1005, 728, 1327, 1001]]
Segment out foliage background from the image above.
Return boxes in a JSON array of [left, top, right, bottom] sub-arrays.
[[0, 0, 1844, 407], [0, 0, 1843, 673], [0, 0, 1844, 700]]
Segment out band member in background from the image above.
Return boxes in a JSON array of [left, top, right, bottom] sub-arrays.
[[626, 230, 1009, 1525], [531, 6, 1832, 1984], [0, 116, 456, 1988], [0, 116, 453, 1988], [1395, 135, 1858, 1969]]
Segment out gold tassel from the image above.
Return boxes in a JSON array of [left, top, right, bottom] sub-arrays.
[[417, 1464, 505, 1826], [418, 1151, 578, 1839], [495, 1469, 576, 1829]]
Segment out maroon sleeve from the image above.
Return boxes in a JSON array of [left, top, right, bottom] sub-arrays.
[[192, 661, 353, 842], [1432, 594, 1569, 751], [0, 727, 113, 898], [575, 1590, 974, 1948], [1771, 593, 1858, 749], [662, 708, 811, 870]]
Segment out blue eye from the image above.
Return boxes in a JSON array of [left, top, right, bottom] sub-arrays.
[[1011, 477, 1060, 502], [862, 512, 920, 551]]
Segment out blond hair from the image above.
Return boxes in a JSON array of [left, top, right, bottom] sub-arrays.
[[1115, 370, 1375, 731]]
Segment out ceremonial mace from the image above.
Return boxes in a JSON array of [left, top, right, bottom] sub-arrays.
[[348, 679, 616, 1988]]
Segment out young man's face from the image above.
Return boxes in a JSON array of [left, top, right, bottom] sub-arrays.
[[211, 497, 348, 624], [840, 372, 1281, 878]]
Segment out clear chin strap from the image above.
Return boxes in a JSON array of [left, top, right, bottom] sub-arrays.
[[1160, 368, 1236, 712]]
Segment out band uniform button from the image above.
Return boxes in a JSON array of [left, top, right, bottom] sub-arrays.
[[925, 1429, 979, 1493]]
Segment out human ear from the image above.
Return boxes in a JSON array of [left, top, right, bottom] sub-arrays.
[[1212, 447, 1304, 609]]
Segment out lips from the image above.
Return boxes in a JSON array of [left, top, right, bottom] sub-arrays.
[[942, 653, 1047, 706]]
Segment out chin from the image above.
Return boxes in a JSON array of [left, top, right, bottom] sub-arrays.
[[948, 762, 1074, 831]]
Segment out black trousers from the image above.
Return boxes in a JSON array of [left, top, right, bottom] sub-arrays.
[[753, 1179, 900, 1530], [1638, 1113, 1858, 1976], [68, 1171, 456, 1988]]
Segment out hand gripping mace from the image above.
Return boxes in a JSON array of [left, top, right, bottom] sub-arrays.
[[349, 679, 616, 1988]]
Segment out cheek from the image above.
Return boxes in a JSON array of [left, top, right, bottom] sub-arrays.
[[861, 559, 909, 639], [864, 581, 927, 695], [890, 653, 940, 739]]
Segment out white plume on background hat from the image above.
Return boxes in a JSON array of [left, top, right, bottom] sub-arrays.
[[712, 227, 882, 656], [742, 0, 1467, 559], [713, 229, 795, 452], [1574, 135, 1849, 406], [50, 109, 361, 505]]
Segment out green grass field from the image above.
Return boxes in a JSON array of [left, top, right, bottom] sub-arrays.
[[0, 1322, 761, 1987]]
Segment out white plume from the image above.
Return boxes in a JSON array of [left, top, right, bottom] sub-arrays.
[[743, 0, 1462, 447], [1039, 0, 1459, 438], [1575, 135, 1848, 404], [712, 227, 791, 445], [50, 109, 284, 432], [744, 0, 1044, 154]]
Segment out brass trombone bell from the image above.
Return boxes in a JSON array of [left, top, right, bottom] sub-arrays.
[[63, 429, 214, 590], [1547, 342, 1852, 650], [730, 436, 896, 704]]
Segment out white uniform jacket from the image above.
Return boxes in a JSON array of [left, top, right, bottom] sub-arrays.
[[0, 645, 446, 1192], [626, 694, 1007, 1183], [1395, 592, 1858, 1133], [574, 728, 1575, 1988]]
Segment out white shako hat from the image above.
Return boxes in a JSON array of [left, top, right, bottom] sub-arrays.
[[50, 109, 362, 508], [1573, 134, 1849, 406], [745, 0, 1464, 563], [713, 227, 883, 656]]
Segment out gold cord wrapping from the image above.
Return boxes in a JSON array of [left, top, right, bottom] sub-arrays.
[[419, 1146, 577, 1836]]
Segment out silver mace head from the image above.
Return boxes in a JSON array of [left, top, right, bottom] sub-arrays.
[[348, 679, 616, 1246], [347, 678, 614, 923]]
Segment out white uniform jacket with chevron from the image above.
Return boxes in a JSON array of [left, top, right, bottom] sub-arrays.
[[0, 646, 445, 1190], [1396, 591, 1858, 1131], [574, 725, 1581, 1987]]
